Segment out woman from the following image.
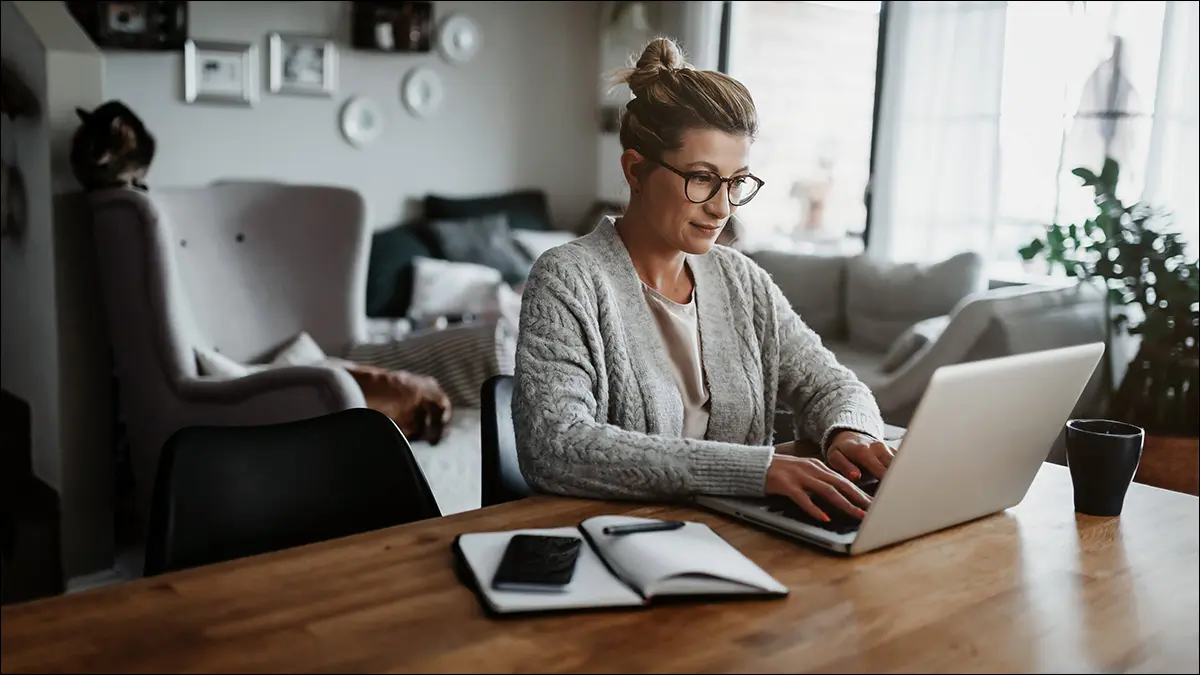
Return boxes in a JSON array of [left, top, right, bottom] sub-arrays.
[[512, 38, 893, 523]]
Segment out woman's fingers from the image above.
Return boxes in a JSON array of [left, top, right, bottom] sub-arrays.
[[825, 470, 873, 511], [784, 485, 831, 523], [766, 455, 873, 521], [840, 440, 889, 479], [808, 479, 868, 519], [872, 440, 895, 468], [826, 449, 862, 480]]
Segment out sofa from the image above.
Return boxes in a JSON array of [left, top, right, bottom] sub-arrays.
[[749, 249, 1111, 430]]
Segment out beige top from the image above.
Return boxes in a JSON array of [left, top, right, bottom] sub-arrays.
[[642, 282, 712, 439]]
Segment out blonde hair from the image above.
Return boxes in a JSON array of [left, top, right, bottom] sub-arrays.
[[610, 37, 758, 158]]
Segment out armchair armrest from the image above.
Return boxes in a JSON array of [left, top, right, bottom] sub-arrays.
[[871, 283, 1108, 424], [175, 365, 366, 420]]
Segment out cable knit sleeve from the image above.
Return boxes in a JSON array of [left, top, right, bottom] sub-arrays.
[[512, 251, 774, 501], [763, 268, 885, 454]]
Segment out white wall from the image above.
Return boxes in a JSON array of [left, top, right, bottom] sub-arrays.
[[593, 1, 724, 204], [2, 0, 113, 578], [103, 0, 601, 231], [2, 1, 58, 491]]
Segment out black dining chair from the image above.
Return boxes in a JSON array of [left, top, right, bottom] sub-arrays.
[[143, 407, 442, 576], [480, 375, 534, 507]]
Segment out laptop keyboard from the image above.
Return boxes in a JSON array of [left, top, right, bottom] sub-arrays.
[[763, 478, 880, 535]]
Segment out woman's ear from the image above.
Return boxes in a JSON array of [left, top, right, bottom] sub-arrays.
[[620, 148, 646, 195]]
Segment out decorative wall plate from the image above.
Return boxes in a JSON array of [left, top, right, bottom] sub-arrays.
[[400, 67, 444, 118], [438, 13, 482, 64], [340, 96, 385, 148]]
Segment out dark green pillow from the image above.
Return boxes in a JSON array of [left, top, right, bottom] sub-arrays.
[[424, 189, 552, 231], [366, 222, 430, 318]]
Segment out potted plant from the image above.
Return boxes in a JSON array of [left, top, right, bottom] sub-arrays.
[[1019, 157, 1199, 495]]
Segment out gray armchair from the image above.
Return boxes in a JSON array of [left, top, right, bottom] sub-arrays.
[[89, 182, 370, 536]]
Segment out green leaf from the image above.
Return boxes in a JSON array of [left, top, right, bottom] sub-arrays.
[[1073, 167, 1100, 186], [1018, 238, 1045, 261]]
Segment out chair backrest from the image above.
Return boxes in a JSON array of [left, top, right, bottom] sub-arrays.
[[480, 375, 534, 507], [89, 183, 369, 375], [144, 408, 441, 576]]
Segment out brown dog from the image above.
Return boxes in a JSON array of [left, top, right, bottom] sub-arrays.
[[338, 362, 452, 445]]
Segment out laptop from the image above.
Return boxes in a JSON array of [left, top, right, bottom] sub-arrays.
[[695, 342, 1106, 556]]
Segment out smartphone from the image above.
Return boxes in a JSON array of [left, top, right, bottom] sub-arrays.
[[490, 534, 583, 593]]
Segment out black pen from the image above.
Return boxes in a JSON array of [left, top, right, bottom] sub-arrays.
[[602, 521, 686, 536]]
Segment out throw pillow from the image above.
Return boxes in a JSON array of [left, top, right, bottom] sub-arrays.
[[270, 331, 327, 366], [196, 331, 327, 377], [846, 251, 986, 352], [407, 256, 504, 321], [421, 214, 533, 285], [880, 315, 952, 373], [425, 189, 553, 231], [366, 222, 431, 318], [195, 347, 267, 378], [750, 251, 848, 340], [343, 317, 516, 409], [510, 229, 576, 262]]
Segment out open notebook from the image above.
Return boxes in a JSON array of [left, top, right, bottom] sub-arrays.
[[452, 515, 788, 616]]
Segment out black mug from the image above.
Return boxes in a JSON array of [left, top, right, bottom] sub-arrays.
[[1065, 419, 1145, 517]]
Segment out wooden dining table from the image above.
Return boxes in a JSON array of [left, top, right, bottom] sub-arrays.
[[2, 462, 1197, 674]]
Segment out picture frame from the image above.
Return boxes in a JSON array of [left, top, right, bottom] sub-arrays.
[[351, 1, 434, 53], [184, 40, 257, 107], [269, 33, 338, 98], [66, 1, 188, 51]]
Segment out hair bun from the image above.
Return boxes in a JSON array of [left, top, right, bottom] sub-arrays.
[[614, 37, 691, 99]]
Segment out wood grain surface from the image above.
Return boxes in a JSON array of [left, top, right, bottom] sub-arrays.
[[2, 463, 1197, 674]]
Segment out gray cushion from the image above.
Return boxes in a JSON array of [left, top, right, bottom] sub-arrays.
[[751, 251, 848, 339], [422, 214, 533, 286], [880, 314, 951, 373], [846, 251, 986, 352]]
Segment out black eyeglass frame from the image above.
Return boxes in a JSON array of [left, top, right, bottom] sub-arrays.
[[644, 155, 766, 206]]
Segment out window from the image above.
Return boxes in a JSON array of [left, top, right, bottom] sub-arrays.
[[724, 1, 884, 254], [725, 1, 1198, 268], [994, 0, 1198, 276]]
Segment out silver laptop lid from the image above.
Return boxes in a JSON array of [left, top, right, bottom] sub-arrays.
[[851, 342, 1104, 554]]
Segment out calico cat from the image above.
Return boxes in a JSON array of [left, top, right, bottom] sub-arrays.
[[69, 100, 156, 192]]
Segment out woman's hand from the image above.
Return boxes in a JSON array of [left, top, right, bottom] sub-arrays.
[[764, 455, 872, 522], [827, 430, 894, 480]]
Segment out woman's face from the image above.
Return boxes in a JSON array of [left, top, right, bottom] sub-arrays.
[[624, 128, 754, 255]]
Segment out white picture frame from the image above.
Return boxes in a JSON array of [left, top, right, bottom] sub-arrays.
[[184, 39, 257, 106], [269, 33, 338, 98]]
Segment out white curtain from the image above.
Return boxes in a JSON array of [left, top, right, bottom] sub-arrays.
[[661, 1, 725, 70], [1144, 0, 1199, 257], [870, 0, 1199, 265], [867, 1, 1009, 263]]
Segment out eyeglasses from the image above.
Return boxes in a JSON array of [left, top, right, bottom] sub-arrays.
[[646, 156, 765, 206]]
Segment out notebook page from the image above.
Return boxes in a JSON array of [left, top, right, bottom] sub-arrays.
[[456, 527, 643, 614], [579, 516, 788, 598]]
